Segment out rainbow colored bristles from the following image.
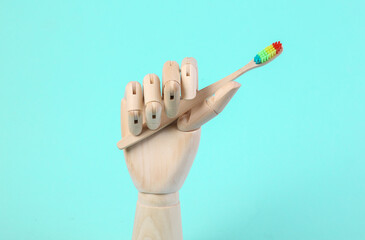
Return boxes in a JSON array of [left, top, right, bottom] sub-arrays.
[[254, 41, 282, 64]]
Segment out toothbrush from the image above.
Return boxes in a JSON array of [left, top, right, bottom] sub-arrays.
[[117, 41, 283, 150]]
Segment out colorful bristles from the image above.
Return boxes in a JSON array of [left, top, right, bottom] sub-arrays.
[[254, 41, 282, 64]]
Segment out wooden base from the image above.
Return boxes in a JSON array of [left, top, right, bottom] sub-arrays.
[[132, 192, 182, 240]]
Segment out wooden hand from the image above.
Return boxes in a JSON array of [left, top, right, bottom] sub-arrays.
[[121, 58, 240, 239]]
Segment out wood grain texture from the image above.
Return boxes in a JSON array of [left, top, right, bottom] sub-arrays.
[[123, 124, 201, 193], [132, 193, 182, 240]]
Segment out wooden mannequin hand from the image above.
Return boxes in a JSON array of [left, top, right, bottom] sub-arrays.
[[121, 58, 240, 194]]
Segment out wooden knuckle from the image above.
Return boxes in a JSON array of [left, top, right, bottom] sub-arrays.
[[163, 81, 181, 118], [125, 81, 143, 111], [127, 110, 143, 135], [162, 61, 181, 89], [145, 102, 162, 130], [181, 64, 198, 99], [143, 74, 161, 104]]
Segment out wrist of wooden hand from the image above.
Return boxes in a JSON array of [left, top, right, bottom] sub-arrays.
[[138, 192, 180, 207], [132, 192, 183, 240]]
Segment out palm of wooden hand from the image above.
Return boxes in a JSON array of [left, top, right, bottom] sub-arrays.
[[121, 99, 201, 194]]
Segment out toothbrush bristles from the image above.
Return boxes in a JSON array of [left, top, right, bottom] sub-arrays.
[[254, 41, 282, 64]]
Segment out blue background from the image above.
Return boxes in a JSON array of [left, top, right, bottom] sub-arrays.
[[1, 0, 364, 239]]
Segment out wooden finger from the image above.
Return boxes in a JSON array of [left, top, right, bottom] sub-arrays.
[[143, 74, 162, 130], [181, 57, 198, 99], [162, 61, 180, 118], [177, 81, 241, 131], [125, 81, 143, 135]]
